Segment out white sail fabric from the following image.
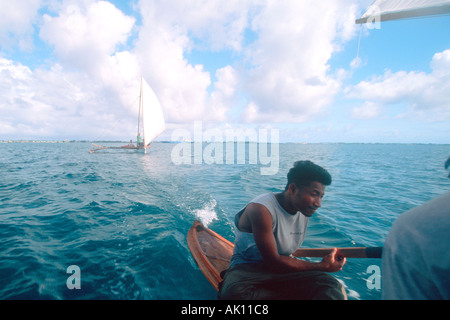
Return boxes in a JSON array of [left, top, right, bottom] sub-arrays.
[[356, 0, 450, 24], [141, 78, 165, 146]]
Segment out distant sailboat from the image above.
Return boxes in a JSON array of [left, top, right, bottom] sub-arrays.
[[90, 77, 165, 153], [356, 0, 450, 24]]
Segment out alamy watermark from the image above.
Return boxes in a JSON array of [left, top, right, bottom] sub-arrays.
[[366, 265, 381, 290], [170, 121, 279, 175], [66, 265, 81, 290]]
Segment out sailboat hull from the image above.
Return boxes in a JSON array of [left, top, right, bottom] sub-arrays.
[[89, 143, 150, 153]]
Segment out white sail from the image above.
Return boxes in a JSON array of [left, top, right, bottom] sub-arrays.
[[356, 0, 450, 24], [140, 78, 165, 146]]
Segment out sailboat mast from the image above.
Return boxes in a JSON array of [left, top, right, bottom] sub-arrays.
[[141, 77, 146, 147], [137, 77, 143, 144]]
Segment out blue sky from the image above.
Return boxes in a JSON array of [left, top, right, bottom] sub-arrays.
[[0, 0, 449, 143]]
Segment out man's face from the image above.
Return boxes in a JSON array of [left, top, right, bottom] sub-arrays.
[[292, 181, 325, 217]]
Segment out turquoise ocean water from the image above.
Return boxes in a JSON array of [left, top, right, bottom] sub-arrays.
[[1, 142, 449, 300]]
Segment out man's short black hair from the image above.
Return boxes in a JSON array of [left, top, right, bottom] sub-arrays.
[[285, 160, 332, 190]]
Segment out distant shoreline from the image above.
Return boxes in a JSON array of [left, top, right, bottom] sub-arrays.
[[1, 140, 449, 145]]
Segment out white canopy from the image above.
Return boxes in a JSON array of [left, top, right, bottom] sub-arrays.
[[356, 0, 450, 24]]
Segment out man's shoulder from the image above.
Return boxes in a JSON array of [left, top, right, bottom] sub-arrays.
[[249, 192, 274, 203], [385, 191, 450, 249], [391, 191, 450, 231], [244, 202, 272, 218]]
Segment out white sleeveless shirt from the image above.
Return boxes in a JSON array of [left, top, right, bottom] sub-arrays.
[[229, 193, 308, 267]]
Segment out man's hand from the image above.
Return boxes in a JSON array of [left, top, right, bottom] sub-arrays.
[[318, 248, 346, 272]]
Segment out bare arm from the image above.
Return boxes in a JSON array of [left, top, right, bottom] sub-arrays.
[[244, 203, 346, 273]]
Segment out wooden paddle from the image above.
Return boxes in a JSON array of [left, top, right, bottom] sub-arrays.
[[292, 247, 382, 259]]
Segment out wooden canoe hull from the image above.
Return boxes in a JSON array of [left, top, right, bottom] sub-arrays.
[[187, 220, 233, 292]]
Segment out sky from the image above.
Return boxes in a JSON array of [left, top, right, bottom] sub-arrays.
[[0, 0, 449, 143]]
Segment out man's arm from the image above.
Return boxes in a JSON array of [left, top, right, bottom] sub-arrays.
[[245, 203, 346, 273]]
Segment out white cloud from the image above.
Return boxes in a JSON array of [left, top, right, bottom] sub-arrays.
[[138, 0, 252, 52], [242, 0, 359, 123], [0, 57, 135, 140], [0, 0, 42, 51], [40, 0, 135, 73], [0, 1, 145, 140], [350, 56, 363, 69], [348, 70, 432, 103], [347, 49, 450, 121], [133, 0, 361, 124], [36, 1, 142, 135], [208, 66, 239, 122], [430, 49, 450, 77], [352, 101, 381, 120], [134, 0, 243, 124]]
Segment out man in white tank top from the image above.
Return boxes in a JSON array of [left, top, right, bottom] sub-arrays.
[[219, 160, 347, 300]]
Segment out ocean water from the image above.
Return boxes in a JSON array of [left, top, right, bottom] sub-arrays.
[[1, 141, 449, 300]]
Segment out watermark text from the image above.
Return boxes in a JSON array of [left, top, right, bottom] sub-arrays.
[[66, 265, 81, 290], [366, 265, 381, 290], [171, 122, 279, 175]]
